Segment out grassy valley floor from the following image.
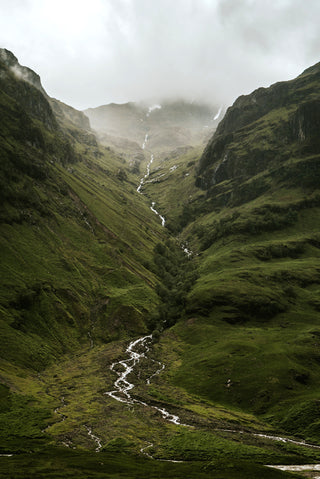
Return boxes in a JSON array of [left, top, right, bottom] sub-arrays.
[[2, 335, 320, 478]]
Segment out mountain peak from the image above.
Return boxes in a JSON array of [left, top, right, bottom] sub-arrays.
[[0, 47, 45, 95], [0, 48, 19, 66]]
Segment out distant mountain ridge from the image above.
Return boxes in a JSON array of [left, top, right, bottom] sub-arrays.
[[85, 99, 222, 155]]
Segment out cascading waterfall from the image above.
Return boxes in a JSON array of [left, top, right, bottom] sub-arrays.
[[150, 201, 165, 227], [136, 154, 154, 194], [137, 149, 166, 227]]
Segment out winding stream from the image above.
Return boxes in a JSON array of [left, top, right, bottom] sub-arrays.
[[85, 425, 103, 452], [136, 154, 154, 194], [137, 144, 166, 226], [105, 335, 187, 426], [104, 335, 320, 467], [219, 428, 320, 451], [150, 201, 166, 227]]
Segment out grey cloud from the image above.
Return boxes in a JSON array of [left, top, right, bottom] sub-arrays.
[[0, 0, 319, 110]]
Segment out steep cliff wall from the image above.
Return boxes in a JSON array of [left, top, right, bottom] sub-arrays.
[[197, 62, 320, 191]]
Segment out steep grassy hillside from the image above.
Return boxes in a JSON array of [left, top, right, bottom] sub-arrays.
[[0, 49, 168, 372], [131, 60, 320, 443], [197, 61, 320, 188], [146, 63, 320, 442]]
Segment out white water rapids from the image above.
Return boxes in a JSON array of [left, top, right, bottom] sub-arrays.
[[105, 335, 187, 426], [213, 106, 222, 121], [150, 202, 166, 227], [267, 464, 320, 475], [136, 154, 154, 194]]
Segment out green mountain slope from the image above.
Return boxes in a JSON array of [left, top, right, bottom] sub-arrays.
[[0, 49, 166, 372], [148, 62, 320, 440]]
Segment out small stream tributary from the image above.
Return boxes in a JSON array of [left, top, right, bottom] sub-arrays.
[[136, 135, 166, 227], [136, 139, 193, 255]]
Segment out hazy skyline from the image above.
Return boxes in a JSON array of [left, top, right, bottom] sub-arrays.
[[1, 0, 319, 110]]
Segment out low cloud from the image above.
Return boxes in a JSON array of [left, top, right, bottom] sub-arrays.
[[0, 0, 319, 110]]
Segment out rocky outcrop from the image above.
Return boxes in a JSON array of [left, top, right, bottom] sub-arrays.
[[197, 62, 320, 191], [289, 100, 320, 147], [0, 48, 57, 130], [0, 49, 94, 138], [50, 98, 91, 131], [0, 48, 46, 95]]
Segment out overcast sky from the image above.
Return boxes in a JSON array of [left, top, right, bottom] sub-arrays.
[[0, 0, 319, 110]]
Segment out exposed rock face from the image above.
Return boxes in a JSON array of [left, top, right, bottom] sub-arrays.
[[0, 49, 98, 165], [49, 98, 97, 146], [197, 62, 320, 190], [50, 98, 91, 131], [290, 100, 320, 144], [0, 48, 93, 138], [0, 48, 46, 95], [0, 48, 57, 130]]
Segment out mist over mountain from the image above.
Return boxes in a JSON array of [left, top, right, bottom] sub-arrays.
[[1, 1, 320, 109], [85, 99, 223, 155]]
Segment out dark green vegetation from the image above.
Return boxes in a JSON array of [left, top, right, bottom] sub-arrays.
[[1, 48, 320, 478], [147, 61, 320, 443], [0, 48, 165, 370], [150, 239, 198, 329], [0, 447, 297, 479]]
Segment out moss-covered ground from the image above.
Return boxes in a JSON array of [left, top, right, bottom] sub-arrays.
[[1, 334, 319, 478]]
